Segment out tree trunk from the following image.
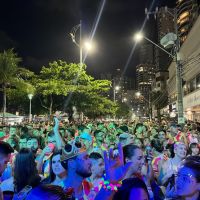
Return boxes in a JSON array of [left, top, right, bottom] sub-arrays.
[[2, 85, 6, 124], [157, 108, 161, 122], [49, 95, 53, 116]]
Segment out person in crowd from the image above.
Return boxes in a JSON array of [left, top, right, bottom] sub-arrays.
[[7, 136, 19, 152], [134, 123, 144, 139], [61, 146, 92, 199], [0, 141, 14, 177], [158, 142, 187, 186], [166, 156, 200, 200], [123, 144, 165, 200], [133, 137, 143, 148], [123, 144, 145, 180], [113, 178, 150, 200], [119, 132, 134, 147], [93, 130, 106, 152], [46, 131, 57, 147], [42, 151, 67, 186], [79, 132, 93, 153], [88, 152, 105, 191], [12, 148, 41, 197], [188, 143, 200, 156], [26, 184, 68, 200], [26, 136, 41, 155], [9, 126, 18, 137], [19, 134, 29, 150]]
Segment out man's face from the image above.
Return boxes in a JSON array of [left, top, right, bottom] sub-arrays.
[[170, 126, 178, 136], [0, 153, 11, 175], [9, 127, 16, 136], [175, 144, 187, 159], [91, 158, 104, 178], [76, 152, 92, 178], [158, 131, 166, 141], [19, 138, 27, 149], [47, 136, 56, 146], [27, 138, 39, 151]]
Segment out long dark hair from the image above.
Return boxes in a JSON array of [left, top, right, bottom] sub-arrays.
[[42, 150, 63, 184], [14, 148, 41, 193], [113, 178, 150, 200], [123, 144, 141, 163], [183, 156, 200, 182], [26, 185, 67, 200]]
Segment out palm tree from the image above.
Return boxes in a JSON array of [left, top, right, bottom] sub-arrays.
[[0, 49, 34, 123]]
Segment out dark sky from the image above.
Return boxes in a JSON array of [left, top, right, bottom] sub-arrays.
[[0, 0, 175, 78]]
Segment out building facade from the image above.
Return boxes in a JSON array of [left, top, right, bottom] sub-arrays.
[[168, 15, 200, 122], [177, 0, 199, 44]]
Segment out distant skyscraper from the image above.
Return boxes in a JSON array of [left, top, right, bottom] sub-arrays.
[[139, 43, 155, 65], [155, 7, 174, 71], [136, 42, 155, 116]]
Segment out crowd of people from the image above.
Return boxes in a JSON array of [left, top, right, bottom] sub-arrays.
[[0, 114, 200, 200]]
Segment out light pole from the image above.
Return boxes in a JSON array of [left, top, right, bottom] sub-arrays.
[[113, 85, 120, 102], [70, 20, 95, 67], [134, 30, 184, 124], [28, 94, 33, 122]]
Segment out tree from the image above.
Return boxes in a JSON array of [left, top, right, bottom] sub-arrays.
[[0, 49, 35, 121], [115, 102, 130, 119], [34, 60, 111, 116], [71, 92, 117, 119]]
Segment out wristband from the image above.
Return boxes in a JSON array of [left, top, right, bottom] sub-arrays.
[[99, 179, 122, 191]]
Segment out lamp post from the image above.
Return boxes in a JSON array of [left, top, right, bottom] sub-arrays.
[[70, 20, 95, 67], [113, 85, 120, 102], [28, 94, 33, 122], [134, 30, 184, 124]]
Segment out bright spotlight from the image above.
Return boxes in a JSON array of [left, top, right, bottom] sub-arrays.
[[134, 32, 144, 42]]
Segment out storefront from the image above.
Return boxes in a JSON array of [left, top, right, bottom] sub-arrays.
[[183, 89, 200, 122]]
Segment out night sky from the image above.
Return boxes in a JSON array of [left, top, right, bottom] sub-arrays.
[[0, 0, 175, 78]]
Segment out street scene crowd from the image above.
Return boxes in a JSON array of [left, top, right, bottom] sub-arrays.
[[0, 115, 200, 200]]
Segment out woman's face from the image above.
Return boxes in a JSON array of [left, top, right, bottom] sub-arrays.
[[129, 188, 149, 200], [126, 148, 144, 174], [176, 166, 200, 197], [191, 146, 199, 156], [52, 154, 66, 176]]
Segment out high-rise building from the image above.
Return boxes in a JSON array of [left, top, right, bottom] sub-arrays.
[[177, 0, 199, 44], [155, 7, 174, 72], [136, 42, 155, 117]]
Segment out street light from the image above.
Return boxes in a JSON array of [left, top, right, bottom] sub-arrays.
[[28, 94, 33, 122], [70, 21, 95, 67], [113, 86, 120, 102], [134, 30, 184, 124], [134, 32, 175, 58]]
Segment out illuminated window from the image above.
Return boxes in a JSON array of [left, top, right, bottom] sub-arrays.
[[139, 67, 144, 72], [179, 11, 189, 20], [180, 28, 186, 33]]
